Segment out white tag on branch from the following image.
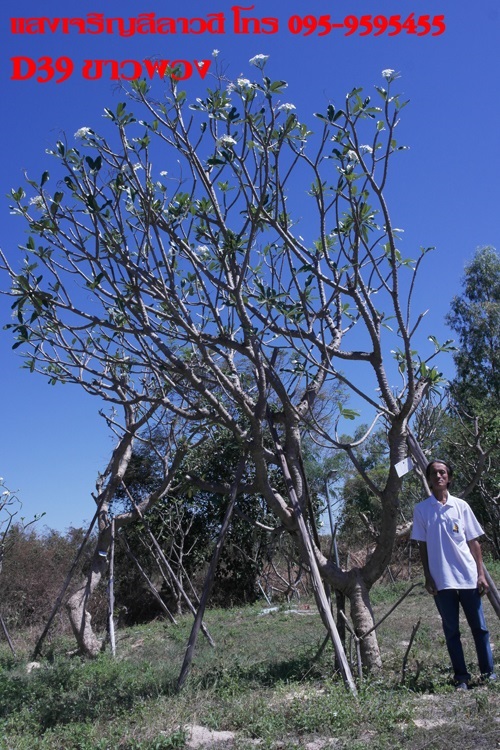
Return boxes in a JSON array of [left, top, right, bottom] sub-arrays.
[[395, 457, 413, 477]]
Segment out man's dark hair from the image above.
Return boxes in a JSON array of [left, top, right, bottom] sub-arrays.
[[426, 459, 454, 488]]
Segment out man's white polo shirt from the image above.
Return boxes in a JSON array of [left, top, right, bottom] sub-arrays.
[[411, 494, 484, 591]]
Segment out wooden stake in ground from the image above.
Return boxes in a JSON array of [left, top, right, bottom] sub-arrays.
[[177, 456, 247, 691], [32, 503, 102, 660], [401, 619, 421, 685], [122, 482, 215, 648], [0, 612, 16, 656], [108, 518, 116, 657], [267, 411, 357, 696], [118, 533, 177, 624]]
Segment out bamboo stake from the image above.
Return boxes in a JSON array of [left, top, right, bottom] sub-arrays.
[[267, 411, 357, 696], [338, 610, 363, 680], [177, 456, 247, 691], [108, 518, 116, 657], [401, 619, 421, 685], [118, 534, 177, 624], [0, 611, 16, 656], [359, 582, 422, 641], [122, 483, 215, 647], [32, 503, 101, 660]]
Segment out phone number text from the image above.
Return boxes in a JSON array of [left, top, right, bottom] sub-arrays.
[[288, 13, 446, 37]]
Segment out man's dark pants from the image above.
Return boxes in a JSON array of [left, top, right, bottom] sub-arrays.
[[434, 588, 494, 683]]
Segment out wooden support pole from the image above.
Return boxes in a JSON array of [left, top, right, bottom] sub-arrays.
[[177, 456, 247, 691], [401, 619, 421, 685], [122, 482, 215, 647], [0, 611, 16, 656], [267, 411, 357, 696], [32, 503, 101, 660], [108, 518, 116, 657], [118, 534, 177, 624]]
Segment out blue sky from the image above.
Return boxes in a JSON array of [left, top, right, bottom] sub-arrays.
[[1, 0, 499, 532]]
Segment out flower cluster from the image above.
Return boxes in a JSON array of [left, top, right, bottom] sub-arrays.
[[74, 126, 92, 139], [29, 195, 45, 211], [381, 69, 400, 82], [216, 134, 237, 148], [249, 54, 269, 68]]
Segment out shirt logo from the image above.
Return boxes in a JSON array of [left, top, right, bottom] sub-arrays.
[[452, 522, 460, 533]]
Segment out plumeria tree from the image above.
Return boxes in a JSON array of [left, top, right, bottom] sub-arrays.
[[2, 58, 446, 671]]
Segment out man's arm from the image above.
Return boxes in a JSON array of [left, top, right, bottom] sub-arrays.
[[418, 541, 437, 595], [467, 538, 489, 595]]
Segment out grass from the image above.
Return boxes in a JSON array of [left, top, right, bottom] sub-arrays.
[[0, 566, 499, 749]]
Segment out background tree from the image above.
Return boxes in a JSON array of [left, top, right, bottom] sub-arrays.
[[112, 425, 278, 620], [446, 246, 500, 407], [1, 61, 447, 671], [0, 480, 48, 650], [444, 246, 500, 552]]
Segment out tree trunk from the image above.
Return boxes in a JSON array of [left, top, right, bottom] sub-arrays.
[[266, 413, 357, 693], [318, 555, 383, 673], [347, 570, 383, 672], [66, 536, 110, 657]]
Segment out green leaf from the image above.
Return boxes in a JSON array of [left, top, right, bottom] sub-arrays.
[[87, 272, 105, 290], [11, 187, 25, 201], [338, 403, 360, 420]]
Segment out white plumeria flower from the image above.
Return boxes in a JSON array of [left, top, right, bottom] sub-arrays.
[[216, 134, 237, 148], [346, 150, 359, 162], [212, 49, 220, 57], [236, 78, 252, 88], [249, 54, 269, 67], [74, 127, 92, 139], [278, 103, 296, 112], [196, 245, 211, 259], [160, 171, 168, 177], [29, 196, 44, 210], [360, 144, 373, 154], [132, 163, 143, 172], [382, 69, 400, 82]]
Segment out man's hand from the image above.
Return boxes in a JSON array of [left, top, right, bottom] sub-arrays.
[[477, 573, 489, 596], [467, 538, 489, 595], [418, 542, 438, 595], [424, 577, 437, 596]]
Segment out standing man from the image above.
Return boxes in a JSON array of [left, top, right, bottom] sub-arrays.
[[411, 459, 496, 689]]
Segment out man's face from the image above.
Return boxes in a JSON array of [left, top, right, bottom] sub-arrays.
[[428, 462, 449, 491]]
